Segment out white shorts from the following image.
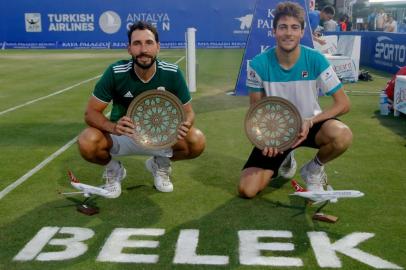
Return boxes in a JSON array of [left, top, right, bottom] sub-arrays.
[[109, 134, 173, 158]]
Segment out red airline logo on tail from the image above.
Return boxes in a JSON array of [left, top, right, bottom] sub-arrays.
[[68, 171, 80, 183], [291, 180, 306, 192]]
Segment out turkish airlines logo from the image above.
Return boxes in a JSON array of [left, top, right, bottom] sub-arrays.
[[25, 13, 42, 32], [99, 11, 121, 34]]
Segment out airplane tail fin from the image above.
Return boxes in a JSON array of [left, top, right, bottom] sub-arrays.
[[291, 179, 306, 192], [68, 170, 80, 183]]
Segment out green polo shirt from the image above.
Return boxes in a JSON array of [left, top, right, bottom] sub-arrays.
[[93, 59, 191, 122]]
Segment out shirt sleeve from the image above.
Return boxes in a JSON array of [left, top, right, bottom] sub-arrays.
[[246, 60, 265, 93], [93, 65, 115, 103], [173, 69, 192, 104], [316, 54, 343, 96]]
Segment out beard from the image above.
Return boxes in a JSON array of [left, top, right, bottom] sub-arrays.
[[132, 54, 156, 70], [280, 45, 298, 54], [278, 39, 299, 54]]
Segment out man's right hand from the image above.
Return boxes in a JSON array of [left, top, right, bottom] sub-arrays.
[[262, 147, 283, 157], [113, 116, 135, 136]]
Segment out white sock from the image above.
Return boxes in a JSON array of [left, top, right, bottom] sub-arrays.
[[155, 156, 170, 168], [308, 156, 323, 171], [106, 159, 120, 171], [110, 139, 120, 154]]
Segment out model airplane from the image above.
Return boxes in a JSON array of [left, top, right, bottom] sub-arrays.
[[60, 171, 113, 198], [290, 180, 364, 204]]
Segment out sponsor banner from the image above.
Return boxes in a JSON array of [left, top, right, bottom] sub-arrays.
[[395, 75, 406, 114], [326, 55, 358, 82], [234, 0, 314, 96], [2, 0, 255, 49], [326, 31, 406, 74], [4, 42, 58, 49]]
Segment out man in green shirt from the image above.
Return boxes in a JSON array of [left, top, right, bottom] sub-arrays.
[[78, 21, 205, 197]]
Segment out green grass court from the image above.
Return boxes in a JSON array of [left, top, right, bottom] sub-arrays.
[[0, 49, 405, 270]]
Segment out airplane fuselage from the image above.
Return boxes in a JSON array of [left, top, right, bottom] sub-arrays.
[[292, 190, 364, 203], [71, 182, 110, 197]]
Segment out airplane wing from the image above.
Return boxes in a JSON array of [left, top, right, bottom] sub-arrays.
[[330, 198, 338, 203], [59, 191, 85, 195]]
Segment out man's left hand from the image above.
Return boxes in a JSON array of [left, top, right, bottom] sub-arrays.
[[291, 119, 313, 148], [177, 121, 191, 140]]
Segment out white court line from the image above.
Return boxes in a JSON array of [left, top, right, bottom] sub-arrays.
[[0, 75, 102, 116], [0, 136, 78, 200], [0, 57, 185, 117], [0, 56, 186, 200], [174, 56, 185, 64]]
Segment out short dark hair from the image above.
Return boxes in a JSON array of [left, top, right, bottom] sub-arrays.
[[127, 21, 159, 44], [273, 2, 305, 29], [321, 6, 335, 16]]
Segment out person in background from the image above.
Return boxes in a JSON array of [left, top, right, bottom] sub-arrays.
[[77, 21, 206, 197], [309, 5, 336, 45], [338, 16, 347, 31], [239, 1, 352, 198], [375, 8, 387, 31], [398, 18, 406, 33], [323, 18, 338, 32], [384, 14, 397, 33], [345, 15, 352, 31], [368, 8, 377, 31]]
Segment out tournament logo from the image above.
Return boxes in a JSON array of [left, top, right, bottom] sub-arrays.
[[99, 11, 121, 34], [25, 13, 42, 32], [234, 14, 253, 34]]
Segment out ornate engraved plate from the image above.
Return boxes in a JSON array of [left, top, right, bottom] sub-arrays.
[[245, 96, 302, 152], [126, 90, 185, 150]]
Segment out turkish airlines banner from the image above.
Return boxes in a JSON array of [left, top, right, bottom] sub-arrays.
[[0, 0, 255, 49], [234, 0, 313, 95]]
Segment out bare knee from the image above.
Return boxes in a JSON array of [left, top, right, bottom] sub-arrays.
[[77, 127, 111, 162], [333, 125, 353, 150], [319, 121, 353, 151], [188, 128, 206, 158], [175, 127, 206, 160], [238, 184, 258, 199], [238, 168, 273, 199]]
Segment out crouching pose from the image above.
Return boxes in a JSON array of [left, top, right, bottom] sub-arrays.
[[78, 21, 205, 198], [239, 2, 352, 198]]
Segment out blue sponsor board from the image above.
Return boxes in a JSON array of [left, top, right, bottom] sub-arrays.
[[327, 31, 406, 75], [2, 0, 255, 49], [234, 0, 313, 95]]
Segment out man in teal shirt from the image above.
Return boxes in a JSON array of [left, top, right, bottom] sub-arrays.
[[78, 21, 205, 197], [239, 2, 352, 198]]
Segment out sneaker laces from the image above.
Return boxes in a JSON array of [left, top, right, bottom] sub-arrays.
[[310, 166, 328, 185], [103, 169, 119, 184], [155, 166, 171, 186], [102, 162, 124, 184], [318, 167, 328, 185], [102, 181, 120, 192]]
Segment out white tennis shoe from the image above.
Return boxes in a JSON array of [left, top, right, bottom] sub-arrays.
[[102, 161, 126, 198], [279, 151, 297, 179], [300, 161, 327, 192], [146, 157, 173, 192]]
